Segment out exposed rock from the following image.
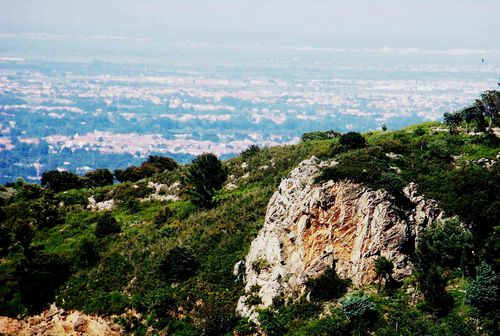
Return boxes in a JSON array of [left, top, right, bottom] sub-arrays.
[[141, 181, 181, 202], [0, 304, 122, 335], [236, 157, 443, 320], [225, 182, 238, 191], [88, 196, 115, 212]]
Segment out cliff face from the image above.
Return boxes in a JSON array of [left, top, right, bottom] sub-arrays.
[[236, 157, 443, 319]]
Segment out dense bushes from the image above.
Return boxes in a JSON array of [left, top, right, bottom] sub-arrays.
[[41, 170, 81, 192], [159, 246, 200, 281], [301, 130, 341, 142], [339, 132, 367, 149], [114, 155, 178, 182], [305, 264, 350, 301]]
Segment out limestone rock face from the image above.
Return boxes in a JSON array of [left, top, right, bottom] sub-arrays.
[[236, 157, 442, 319]]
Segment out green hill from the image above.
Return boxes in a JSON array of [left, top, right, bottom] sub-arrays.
[[0, 92, 499, 335]]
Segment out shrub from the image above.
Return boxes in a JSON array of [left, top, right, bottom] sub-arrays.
[[339, 132, 366, 149], [17, 251, 70, 313], [240, 145, 261, 160], [145, 155, 178, 172], [75, 237, 101, 268], [251, 258, 271, 273], [306, 265, 350, 301], [94, 213, 121, 238], [159, 246, 200, 282], [301, 130, 341, 142]]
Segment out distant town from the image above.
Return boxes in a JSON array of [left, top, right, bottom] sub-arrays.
[[1, 37, 499, 183]]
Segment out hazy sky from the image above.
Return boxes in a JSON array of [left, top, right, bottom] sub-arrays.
[[1, 0, 499, 47]]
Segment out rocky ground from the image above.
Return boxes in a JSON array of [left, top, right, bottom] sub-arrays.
[[0, 304, 122, 336]]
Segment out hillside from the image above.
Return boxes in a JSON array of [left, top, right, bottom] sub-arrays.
[[1, 92, 499, 335]]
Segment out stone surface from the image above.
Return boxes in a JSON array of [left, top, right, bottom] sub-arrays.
[[236, 157, 443, 319], [0, 304, 122, 336]]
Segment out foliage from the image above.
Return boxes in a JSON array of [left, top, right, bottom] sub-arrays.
[[305, 264, 351, 301], [159, 246, 200, 282], [466, 262, 499, 314], [185, 153, 227, 208], [114, 155, 178, 182], [251, 258, 271, 273], [94, 212, 121, 238], [82, 168, 114, 188], [340, 294, 378, 331], [240, 144, 261, 160], [301, 130, 341, 142], [41, 170, 81, 192], [374, 256, 394, 292], [339, 131, 367, 149]]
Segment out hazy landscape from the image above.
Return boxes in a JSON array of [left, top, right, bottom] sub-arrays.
[[1, 1, 499, 335], [1, 32, 499, 183]]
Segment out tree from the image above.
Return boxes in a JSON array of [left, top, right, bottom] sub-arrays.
[[145, 155, 178, 172], [381, 124, 388, 132], [466, 262, 499, 314], [185, 153, 227, 208], [374, 256, 394, 292], [83, 168, 114, 188], [475, 90, 500, 131], [41, 170, 81, 192], [340, 295, 378, 331], [339, 132, 366, 149]]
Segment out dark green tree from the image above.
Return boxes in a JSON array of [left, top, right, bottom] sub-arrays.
[[466, 262, 499, 314], [374, 256, 394, 292], [41, 170, 81, 192], [82, 168, 114, 188], [185, 153, 227, 208], [145, 155, 178, 172]]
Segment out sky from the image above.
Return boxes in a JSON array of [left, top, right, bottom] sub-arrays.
[[1, 0, 500, 48]]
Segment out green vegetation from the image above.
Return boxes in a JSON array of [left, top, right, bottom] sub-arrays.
[[0, 92, 499, 334]]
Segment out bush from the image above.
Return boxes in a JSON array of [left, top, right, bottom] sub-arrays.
[[301, 130, 341, 142], [145, 155, 178, 172], [251, 258, 271, 273], [94, 213, 121, 238], [374, 256, 394, 292], [306, 265, 350, 301], [339, 132, 366, 149], [75, 237, 101, 268], [159, 247, 200, 282], [18, 251, 70, 313], [240, 145, 261, 160]]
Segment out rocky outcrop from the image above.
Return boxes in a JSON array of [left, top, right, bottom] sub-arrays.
[[0, 305, 122, 335], [236, 157, 443, 319]]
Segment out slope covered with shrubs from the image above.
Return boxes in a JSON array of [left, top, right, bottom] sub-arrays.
[[0, 91, 499, 335]]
